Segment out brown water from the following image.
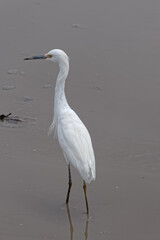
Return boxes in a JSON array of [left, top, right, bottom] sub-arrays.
[[1, 0, 160, 239]]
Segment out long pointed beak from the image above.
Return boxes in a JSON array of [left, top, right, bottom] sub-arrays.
[[24, 54, 47, 60]]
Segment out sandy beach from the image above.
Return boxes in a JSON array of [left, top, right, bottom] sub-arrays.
[[0, 0, 160, 239]]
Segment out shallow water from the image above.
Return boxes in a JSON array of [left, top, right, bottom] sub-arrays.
[[1, 0, 160, 239]]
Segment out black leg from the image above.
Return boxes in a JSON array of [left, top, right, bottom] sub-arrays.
[[66, 164, 72, 203], [83, 181, 89, 215]]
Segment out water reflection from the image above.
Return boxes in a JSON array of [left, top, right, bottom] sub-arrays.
[[66, 204, 89, 240]]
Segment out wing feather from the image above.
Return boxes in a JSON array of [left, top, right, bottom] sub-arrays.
[[57, 109, 96, 183]]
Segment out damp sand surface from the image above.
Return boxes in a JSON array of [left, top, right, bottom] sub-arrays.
[[1, 0, 160, 239]]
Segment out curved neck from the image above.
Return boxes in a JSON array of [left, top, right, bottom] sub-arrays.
[[54, 59, 70, 110]]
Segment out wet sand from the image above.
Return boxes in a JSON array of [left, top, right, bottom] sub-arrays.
[[1, 0, 160, 239]]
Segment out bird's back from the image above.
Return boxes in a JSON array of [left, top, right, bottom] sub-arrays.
[[57, 108, 96, 183]]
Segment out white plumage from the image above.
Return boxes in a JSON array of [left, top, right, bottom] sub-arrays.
[[57, 109, 95, 183], [24, 49, 96, 214]]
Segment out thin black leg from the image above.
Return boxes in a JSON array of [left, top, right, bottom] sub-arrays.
[[66, 164, 72, 203], [83, 181, 89, 215]]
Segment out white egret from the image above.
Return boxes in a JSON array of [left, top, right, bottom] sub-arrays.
[[24, 49, 96, 214]]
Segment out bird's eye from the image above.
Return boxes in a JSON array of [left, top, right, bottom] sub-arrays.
[[47, 54, 52, 58]]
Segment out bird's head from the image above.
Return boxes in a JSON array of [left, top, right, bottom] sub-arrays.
[[24, 49, 69, 64], [46, 49, 69, 63]]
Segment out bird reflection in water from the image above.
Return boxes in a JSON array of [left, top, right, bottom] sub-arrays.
[[66, 204, 89, 240]]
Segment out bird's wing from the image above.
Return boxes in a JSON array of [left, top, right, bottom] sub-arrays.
[[57, 109, 96, 183]]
